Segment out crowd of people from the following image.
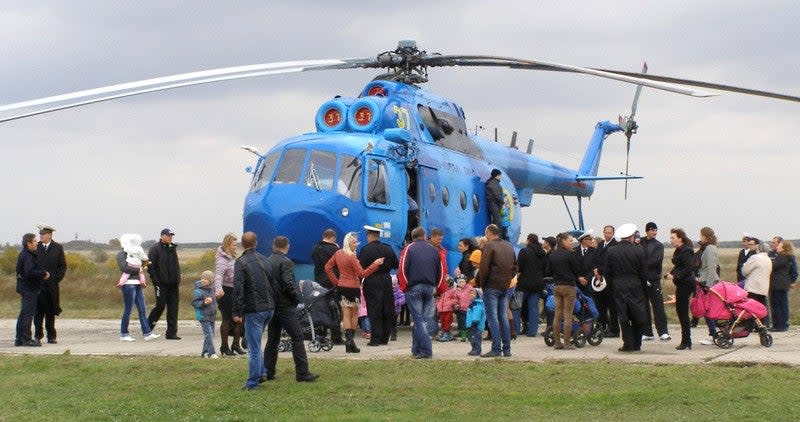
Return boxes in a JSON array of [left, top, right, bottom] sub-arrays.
[[12, 219, 797, 390]]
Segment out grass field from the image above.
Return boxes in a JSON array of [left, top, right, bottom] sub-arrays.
[[1, 248, 798, 324], [0, 355, 798, 421]]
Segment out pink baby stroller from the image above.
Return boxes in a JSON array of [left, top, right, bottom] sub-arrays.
[[698, 281, 772, 349]]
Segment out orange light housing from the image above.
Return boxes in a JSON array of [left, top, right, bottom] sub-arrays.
[[324, 108, 341, 127], [354, 106, 372, 126], [367, 86, 385, 96]]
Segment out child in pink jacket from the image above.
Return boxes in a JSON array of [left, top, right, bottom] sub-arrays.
[[435, 278, 459, 341], [453, 277, 474, 342]]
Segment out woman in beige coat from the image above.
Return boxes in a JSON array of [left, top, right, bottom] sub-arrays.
[[742, 241, 772, 320]]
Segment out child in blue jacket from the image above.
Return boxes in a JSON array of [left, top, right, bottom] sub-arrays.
[[192, 270, 218, 358], [465, 288, 486, 356]]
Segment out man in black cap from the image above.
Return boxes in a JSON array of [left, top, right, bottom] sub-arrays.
[[34, 224, 67, 344], [485, 169, 504, 238], [147, 228, 181, 339], [573, 230, 595, 295], [640, 222, 670, 341], [358, 225, 399, 345]]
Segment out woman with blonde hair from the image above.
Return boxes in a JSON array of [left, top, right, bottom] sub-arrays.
[[769, 240, 796, 332], [325, 232, 384, 353], [214, 233, 243, 356]]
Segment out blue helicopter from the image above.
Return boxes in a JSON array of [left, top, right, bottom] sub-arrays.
[[3, 40, 799, 278]]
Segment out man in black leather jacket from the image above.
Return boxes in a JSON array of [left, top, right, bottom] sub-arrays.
[[263, 236, 318, 382]]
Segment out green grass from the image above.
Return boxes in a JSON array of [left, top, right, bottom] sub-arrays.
[[0, 355, 798, 421]]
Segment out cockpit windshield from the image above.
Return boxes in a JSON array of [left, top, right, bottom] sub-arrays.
[[338, 154, 362, 201], [273, 149, 307, 184], [304, 150, 337, 191]]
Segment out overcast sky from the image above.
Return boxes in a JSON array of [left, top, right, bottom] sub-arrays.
[[2, 1, 799, 246]]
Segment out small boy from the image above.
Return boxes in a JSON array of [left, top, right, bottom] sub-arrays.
[[192, 270, 218, 358], [465, 289, 486, 356]]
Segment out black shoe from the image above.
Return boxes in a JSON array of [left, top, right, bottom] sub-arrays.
[[389, 334, 397, 341], [231, 345, 247, 355], [220, 346, 235, 356], [296, 373, 319, 382], [47, 339, 57, 344], [414, 354, 432, 359], [676, 343, 692, 350], [259, 375, 275, 383], [166, 335, 182, 340], [366, 341, 381, 347], [467, 350, 480, 356], [19, 340, 41, 347], [502, 351, 512, 357], [480, 351, 501, 358]]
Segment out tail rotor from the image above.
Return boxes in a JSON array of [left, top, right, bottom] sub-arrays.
[[619, 62, 647, 199]]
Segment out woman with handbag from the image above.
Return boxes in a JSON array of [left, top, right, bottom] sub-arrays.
[[666, 228, 695, 350]]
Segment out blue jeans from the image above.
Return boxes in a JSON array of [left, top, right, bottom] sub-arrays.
[[484, 288, 511, 354], [523, 291, 541, 336], [200, 320, 215, 356], [121, 285, 151, 336], [243, 310, 274, 389], [406, 283, 435, 358]]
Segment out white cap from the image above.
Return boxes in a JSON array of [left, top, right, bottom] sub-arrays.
[[363, 225, 382, 235], [591, 276, 607, 292], [577, 229, 594, 241], [616, 223, 637, 240]]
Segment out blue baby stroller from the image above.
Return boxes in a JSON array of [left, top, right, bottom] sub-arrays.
[[279, 280, 336, 353], [543, 286, 603, 347]]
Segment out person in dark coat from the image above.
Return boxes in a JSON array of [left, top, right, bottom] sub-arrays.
[[34, 224, 67, 344], [485, 169, 504, 236], [736, 234, 755, 282], [358, 225, 399, 346], [15, 233, 49, 347], [311, 228, 343, 344], [232, 232, 276, 390], [147, 228, 182, 339], [603, 223, 648, 352], [593, 225, 619, 337], [455, 238, 477, 281], [666, 228, 695, 350], [639, 222, 670, 341], [263, 236, 318, 382], [517, 233, 547, 337]]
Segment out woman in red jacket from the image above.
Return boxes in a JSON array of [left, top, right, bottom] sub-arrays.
[[325, 232, 383, 353]]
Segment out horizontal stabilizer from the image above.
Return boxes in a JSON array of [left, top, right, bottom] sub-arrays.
[[575, 175, 643, 181]]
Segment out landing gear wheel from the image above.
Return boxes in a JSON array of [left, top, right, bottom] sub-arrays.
[[714, 332, 733, 349], [760, 332, 773, 347], [587, 328, 604, 346], [321, 337, 333, 351], [308, 340, 322, 353], [543, 326, 555, 347], [573, 331, 586, 348]]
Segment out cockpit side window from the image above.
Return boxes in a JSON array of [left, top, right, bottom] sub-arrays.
[[273, 149, 307, 184], [366, 158, 390, 205], [304, 150, 337, 191], [251, 152, 279, 192], [338, 154, 362, 201]]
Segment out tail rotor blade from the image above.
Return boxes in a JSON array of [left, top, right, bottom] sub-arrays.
[[624, 136, 631, 199]]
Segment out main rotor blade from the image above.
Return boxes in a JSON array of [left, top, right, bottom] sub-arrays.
[[593, 68, 800, 103], [422, 55, 715, 97], [630, 62, 648, 119], [0, 58, 375, 115]]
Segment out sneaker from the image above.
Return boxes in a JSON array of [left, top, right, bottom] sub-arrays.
[[208, 353, 220, 359], [144, 333, 160, 341], [699, 336, 714, 346], [120, 335, 135, 342], [642, 335, 655, 341], [660, 334, 672, 341]]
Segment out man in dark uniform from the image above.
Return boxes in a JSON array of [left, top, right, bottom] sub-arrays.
[[736, 233, 755, 283], [358, 225, 399, 345], [148, 228, 181, 339], [263, 236, 318, 382], [15, 233, 49, 347], [311, 228, 343, 344], [34, 224, 67, 344], [573, 229, 595, 295], [593, 225, 619, 337], [603, 223, 648, 352]]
